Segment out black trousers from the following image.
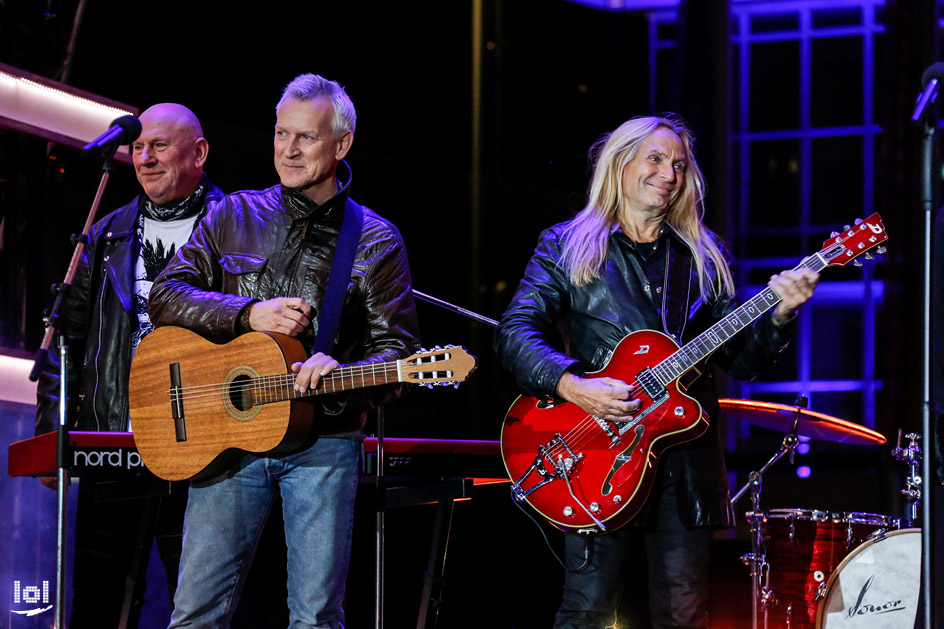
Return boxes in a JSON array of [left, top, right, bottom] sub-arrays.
[[69, 474, 187, 628], [554, 475, 713, 629]]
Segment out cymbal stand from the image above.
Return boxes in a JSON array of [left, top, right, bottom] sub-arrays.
[[732, 399, 804, 629], [891, 429, 922, 527]]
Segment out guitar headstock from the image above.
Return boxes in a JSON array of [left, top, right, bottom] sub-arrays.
[[401, 345, 478, 388], [819, 213, 888, 267]]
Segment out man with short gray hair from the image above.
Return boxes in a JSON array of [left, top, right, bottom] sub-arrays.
[[151, 73, 420, 628]]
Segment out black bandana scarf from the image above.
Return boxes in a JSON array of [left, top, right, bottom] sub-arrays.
[[139, 180, 208, 221]]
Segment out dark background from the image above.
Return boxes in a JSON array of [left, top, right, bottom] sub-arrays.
[[1, 0, 941, 627]]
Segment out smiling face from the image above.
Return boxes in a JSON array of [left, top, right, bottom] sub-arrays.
[[132, 104, 207, 205], [620, 126, 687, 217], [273, 97, 353, 205]]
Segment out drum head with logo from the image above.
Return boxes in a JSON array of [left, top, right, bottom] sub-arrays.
[[815, 529, 921, 628]]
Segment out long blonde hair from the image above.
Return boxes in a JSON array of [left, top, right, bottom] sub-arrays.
[[560, 114, 734, 300]]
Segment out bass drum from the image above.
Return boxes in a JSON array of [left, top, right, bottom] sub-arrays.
[[815, 529, 921, 628], [759, 508, 900, 627]]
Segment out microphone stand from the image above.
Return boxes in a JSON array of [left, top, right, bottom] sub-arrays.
[[28, 153, 116, 629], [913, 71, 937, 629]]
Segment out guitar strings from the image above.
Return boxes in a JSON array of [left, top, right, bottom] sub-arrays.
[[164, 363, 403, 412], [162, 357, 461, 413], [538, 376, 650, 466]]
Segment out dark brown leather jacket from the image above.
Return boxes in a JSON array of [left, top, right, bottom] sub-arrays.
[[148, 163, 421, 434], [494, 222, 796, 528]]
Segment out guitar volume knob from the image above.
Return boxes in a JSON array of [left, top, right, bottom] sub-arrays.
[[674, 406, 685, 417], [563, 506, 574, 517]]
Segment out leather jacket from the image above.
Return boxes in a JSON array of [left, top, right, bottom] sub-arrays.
[[148, 162, 421, 434], [494, 222, 796, 528], [35, 179, 225, 436]]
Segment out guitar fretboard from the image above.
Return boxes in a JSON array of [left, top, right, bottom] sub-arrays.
[[652, 253, 828, 386], [251, 361, 401, 405]]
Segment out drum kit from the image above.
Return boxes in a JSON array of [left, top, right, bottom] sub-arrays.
[[723, 398, 923, 629]]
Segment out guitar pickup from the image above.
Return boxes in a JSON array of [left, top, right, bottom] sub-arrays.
[[636, 367, 668, 404], [169, 363, 187, 442]]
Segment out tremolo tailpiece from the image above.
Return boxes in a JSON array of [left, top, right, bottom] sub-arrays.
[[510, 433, 580, 501], [510, 433, 607, 531]]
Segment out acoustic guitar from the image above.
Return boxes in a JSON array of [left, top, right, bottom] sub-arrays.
[[129, 326, 476, 481]]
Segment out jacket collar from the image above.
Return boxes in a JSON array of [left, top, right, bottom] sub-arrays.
[[280, 159, 353, 223]]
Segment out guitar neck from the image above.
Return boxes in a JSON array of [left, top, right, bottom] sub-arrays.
[[653, 253, 828, 385], [251, 360, 401, 405]]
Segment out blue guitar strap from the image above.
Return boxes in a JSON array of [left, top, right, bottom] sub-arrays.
[[313, 197, 363, 355]]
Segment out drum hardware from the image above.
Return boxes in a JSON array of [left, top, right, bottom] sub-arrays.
[[723, 398, 889, 629], [865, 526, 889, 543], [890, 429, 922, 526], [733, 397, 806, 629]]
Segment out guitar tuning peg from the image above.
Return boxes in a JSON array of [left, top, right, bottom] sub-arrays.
[[864, 253, 873, 260], [876, 246, 887, 255], [855, 218, 863, 225], [843, 225, 851, 231], [853, 260, 863, 267], [830, 231, 840, 238]]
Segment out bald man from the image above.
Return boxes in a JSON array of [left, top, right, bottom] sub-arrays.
[[35, 103, 222, 628]]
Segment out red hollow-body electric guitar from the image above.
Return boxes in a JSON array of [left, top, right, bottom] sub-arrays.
[[500, 214, 888, 533]]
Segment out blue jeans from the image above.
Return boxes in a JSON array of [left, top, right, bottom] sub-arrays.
[[554, 475, 713, 629], [168, 437, 361, 629]]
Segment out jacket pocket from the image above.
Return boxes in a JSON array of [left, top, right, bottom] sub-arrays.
[[219, 252, 267, 294]]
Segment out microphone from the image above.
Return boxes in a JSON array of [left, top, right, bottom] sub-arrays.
[[82, 115, 142, 155], [911, 62, 944, 122]]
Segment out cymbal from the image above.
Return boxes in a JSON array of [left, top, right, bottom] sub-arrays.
[[718, 398, 886, 446]]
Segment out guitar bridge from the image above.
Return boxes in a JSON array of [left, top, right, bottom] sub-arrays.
[[510, 433, 581, 502], [169, 363, 187, 442]]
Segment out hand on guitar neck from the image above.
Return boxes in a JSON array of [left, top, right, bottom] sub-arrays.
[[291, 353, 340, 393], [768, 267, 820, 324], [245, 297, 340, 393]]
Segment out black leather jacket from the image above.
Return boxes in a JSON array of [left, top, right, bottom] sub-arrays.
[[494, 222, 796, 528], [35, 179, 225, 435], [148, 163, 421, 434]]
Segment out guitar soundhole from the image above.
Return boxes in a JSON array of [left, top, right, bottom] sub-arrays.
[[221, 366, 262, 422], [228, 374, 255, 412]]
